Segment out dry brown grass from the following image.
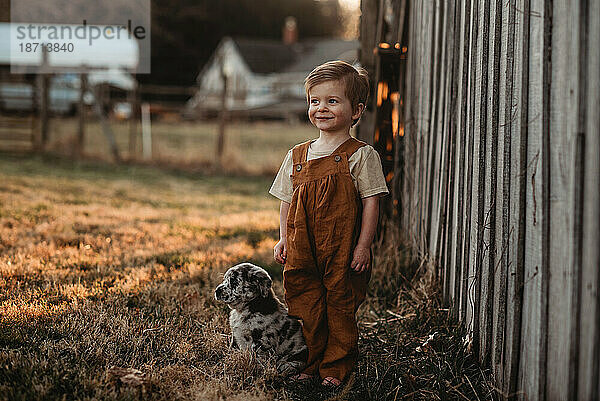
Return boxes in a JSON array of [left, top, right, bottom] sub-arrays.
[[43, 118, 317, 176], [0, 152, 495, 400]]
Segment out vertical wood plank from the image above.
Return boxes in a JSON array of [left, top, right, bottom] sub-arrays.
[[545, 0, 579, 399], [496, 1, 522, 398], [415, 1, 427, 252], [494, 0, 515, 389], [420, 0, 433, 254], [538, 0, 552, 398], [470, 0, 486, 353], [438, 0, 461, 302], [452, 0, 472, 320], [434, 0, 457, 293], [424, 0, 443, 258], [506, 0, 528, 397], [358, 0, 379, 144], [413, 1, 425, 251], [577, 0, 600, 398], [467, 0, 484, 336], [462, 0, 480, 328], [569, 132, 584, 400], [402, 0, 418, 241], [424, 0, 439, 257], [418, 0, 434, 254], [478, 0, 492, 361], [477, 0, 496, 364], [436, 0, 449, 296], [518, 0, 546, 397], [570, 1, 589, 399], [485, 0, 503, 369], [429, 0, 452, 262], [444, 0, 465, 306]]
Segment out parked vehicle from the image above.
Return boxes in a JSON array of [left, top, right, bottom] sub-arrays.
[[0, 74, 93, 115]]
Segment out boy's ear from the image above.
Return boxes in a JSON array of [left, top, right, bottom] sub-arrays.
[[352, 103, 365, 120]]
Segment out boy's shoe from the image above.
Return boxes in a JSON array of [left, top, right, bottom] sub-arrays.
[[321, 376, 342, 387]]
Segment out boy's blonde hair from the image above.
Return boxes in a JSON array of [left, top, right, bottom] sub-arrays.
[[304, 60, 370, 127]]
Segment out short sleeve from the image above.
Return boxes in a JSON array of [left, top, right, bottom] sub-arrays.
[[353, 146, 389, 198], [269, 149, 294, 203]]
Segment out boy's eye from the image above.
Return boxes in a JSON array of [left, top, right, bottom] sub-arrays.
[[328, 99, 338, 104], [310, 99, 318, 104]]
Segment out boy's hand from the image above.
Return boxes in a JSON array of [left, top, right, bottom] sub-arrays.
[[351, 246, 371, 273], [274, 238, 287, 265]]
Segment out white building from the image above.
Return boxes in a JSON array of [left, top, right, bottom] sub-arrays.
[[185, 36, 359, 119]]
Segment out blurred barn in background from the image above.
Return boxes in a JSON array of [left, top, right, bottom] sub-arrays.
[[185, 30, 358, 121]]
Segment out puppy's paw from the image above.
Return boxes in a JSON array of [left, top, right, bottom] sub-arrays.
[[277, 361, 305, 376]]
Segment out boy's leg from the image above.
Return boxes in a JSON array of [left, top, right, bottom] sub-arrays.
[[318, 253, 371, 381], [283, 267, 328, 375]]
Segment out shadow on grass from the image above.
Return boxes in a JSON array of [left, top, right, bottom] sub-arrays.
[[0, 230, 497, 401]]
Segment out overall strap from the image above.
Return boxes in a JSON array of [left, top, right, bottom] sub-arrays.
[[336, 137, 368, 158], [292, 140, 313, 164]]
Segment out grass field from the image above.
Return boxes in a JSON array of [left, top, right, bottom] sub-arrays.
[[0, 151, 496, 400], [43, 118, 320, 175]]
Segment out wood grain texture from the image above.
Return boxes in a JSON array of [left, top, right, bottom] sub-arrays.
[[578, 1, 600, 399], [462, 0, 480, 329], [443, 0, 463, 306], [452, 0, 472, 320], [494, 0, 514, 389], [506, 0, 527, 396], [518, 0, 545, 397], [429, 0, 452, 263], [470, 0, 485, 350], [424, 0, 443, 261], [485, 0, 502, 370], [385, 0, 600, 398]]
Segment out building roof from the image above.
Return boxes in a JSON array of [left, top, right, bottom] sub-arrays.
[[281, 38, 359, 73], [229, 37, 358, 75], [231, 38, 298, 74]]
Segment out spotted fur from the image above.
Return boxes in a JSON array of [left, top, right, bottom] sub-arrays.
[[214, 262, 307, 375]]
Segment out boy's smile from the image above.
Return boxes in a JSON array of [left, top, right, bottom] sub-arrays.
[[308, 80, 363, 135]]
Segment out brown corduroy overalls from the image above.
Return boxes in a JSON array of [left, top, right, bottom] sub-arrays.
[[283, 136, 372, 381]]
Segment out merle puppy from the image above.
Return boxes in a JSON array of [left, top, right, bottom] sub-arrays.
[[214, 262, 308, 376]]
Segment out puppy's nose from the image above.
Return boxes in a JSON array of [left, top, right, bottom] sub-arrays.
[[215, 285, 224, 300]]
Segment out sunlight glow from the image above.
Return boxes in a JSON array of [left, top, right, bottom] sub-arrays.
[[338, 0, 360, 11]]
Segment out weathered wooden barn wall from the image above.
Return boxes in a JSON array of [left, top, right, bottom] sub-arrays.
[[360, 0, 600, 399]]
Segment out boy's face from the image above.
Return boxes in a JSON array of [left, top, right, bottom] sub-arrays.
[[307, 80, 363, 134]]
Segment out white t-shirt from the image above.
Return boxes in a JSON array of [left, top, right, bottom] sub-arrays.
[[269, 141, 389, 203]]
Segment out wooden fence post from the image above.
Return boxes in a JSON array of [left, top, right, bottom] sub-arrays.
[[77, 72, 87, 157], [128, 76, 138, 159], [91, 84, 121, 163], [217, 54, 229, 166], [38, 46, 50, 150], [141, 102, 151, 160]]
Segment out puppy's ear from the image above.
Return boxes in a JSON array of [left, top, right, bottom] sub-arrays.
[[259, 275, 272, 298]]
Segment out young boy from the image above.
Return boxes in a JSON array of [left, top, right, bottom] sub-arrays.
[[269, 60, 389, 386]]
